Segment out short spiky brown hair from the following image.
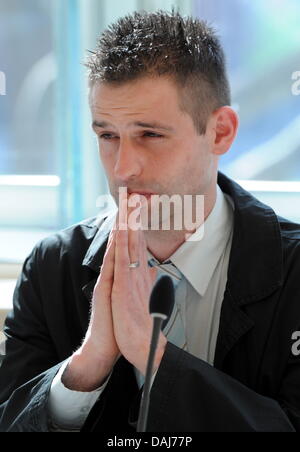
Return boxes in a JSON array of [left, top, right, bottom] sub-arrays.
[[86, 10, 231, 135]]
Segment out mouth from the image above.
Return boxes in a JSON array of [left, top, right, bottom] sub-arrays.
[[128, 191, 156, 200]]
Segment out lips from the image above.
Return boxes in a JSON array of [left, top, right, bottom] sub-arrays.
[[128, 191, 156, 197]]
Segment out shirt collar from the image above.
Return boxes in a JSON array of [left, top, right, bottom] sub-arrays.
[[147, 185, 234, 296]]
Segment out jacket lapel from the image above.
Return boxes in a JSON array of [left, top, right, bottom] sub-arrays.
[[81, 278, 99, 305], [214, 172, 284, 369], [81, 211, 116, 303], [213, 287, 254, 369]]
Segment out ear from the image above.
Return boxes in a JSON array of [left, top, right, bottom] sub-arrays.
[[208, 106, 239, 156]]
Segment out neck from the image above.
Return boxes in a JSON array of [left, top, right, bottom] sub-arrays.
[[144, 184, 218, 263]]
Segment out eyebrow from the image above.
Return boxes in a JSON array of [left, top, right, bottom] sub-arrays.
[[92, 120, 175, 132]]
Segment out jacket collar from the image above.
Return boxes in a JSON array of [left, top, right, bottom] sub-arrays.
[[82, 171, 284, 306], [82, 210, 116, 271], [217, 171, 283, 306]]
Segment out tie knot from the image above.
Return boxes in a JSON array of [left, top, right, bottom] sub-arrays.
[[148, 257, 182, 288]]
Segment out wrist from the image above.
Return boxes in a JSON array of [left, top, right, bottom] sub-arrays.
[[61, 347, 117, 392]]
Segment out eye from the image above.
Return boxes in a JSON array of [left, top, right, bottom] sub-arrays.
[[143, 132, 163, 138], [99, 134, 118, 140], [98, 132, 163, 140]]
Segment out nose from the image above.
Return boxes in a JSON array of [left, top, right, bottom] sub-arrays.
[[114, 137, 143, 182]]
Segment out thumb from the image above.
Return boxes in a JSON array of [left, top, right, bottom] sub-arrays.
[[150, 266, 158, 285]]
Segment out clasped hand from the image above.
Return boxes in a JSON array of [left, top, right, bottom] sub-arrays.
[[88, 192, 167, 377]]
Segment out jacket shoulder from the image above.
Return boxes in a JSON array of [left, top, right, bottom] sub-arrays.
[[277, 216, 300, 278], [28, 215, 108, 264], [277, 215, 300, 241]]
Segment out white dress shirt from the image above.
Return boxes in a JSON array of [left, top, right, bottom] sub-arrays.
[[48, 185, 234, 430]]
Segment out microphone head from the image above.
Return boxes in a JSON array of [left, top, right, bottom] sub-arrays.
[[149, 275, 175, 319]]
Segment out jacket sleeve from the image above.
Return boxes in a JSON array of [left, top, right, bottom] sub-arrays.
[[146, 342, 296, 432], [0, 247, 63, 432]]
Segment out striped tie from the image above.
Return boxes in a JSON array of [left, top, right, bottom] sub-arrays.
[[148, 258, 188, 351]]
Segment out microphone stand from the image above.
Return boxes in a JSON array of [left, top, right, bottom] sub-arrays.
[[137, 275, 175, 433], [136, 315, 165, 432]]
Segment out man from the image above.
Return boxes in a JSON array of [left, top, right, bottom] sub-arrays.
[[0, 10, 300, 432]]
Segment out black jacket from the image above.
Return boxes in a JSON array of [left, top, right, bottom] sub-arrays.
[[0, 172, 300, 432]]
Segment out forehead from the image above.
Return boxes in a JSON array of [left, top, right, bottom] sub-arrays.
[[89, 76, 182, 115]]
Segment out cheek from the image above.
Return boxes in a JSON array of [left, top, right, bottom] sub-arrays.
[[186, 142, 211, 170], [99, 147, 115, 173], [179, 148, 211, 188]]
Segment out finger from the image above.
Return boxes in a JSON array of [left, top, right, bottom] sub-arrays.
[[150, 266, 158, 285], [138, 227, 149, 268], [128, 194, 142, 266], [114, 225, 130, 282], [96, 227, 116, 295], [100, 215, 118, 273], [140, 232, 158, 290], [118, 188, 128, 231]]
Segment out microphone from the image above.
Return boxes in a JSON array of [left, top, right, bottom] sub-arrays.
[[137, 275, 175, 432]]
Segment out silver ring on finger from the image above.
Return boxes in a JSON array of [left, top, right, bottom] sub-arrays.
[[129, 261, 140, 269]]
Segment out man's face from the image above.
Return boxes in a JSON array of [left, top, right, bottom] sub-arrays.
[[90, 76, 218, 227]]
